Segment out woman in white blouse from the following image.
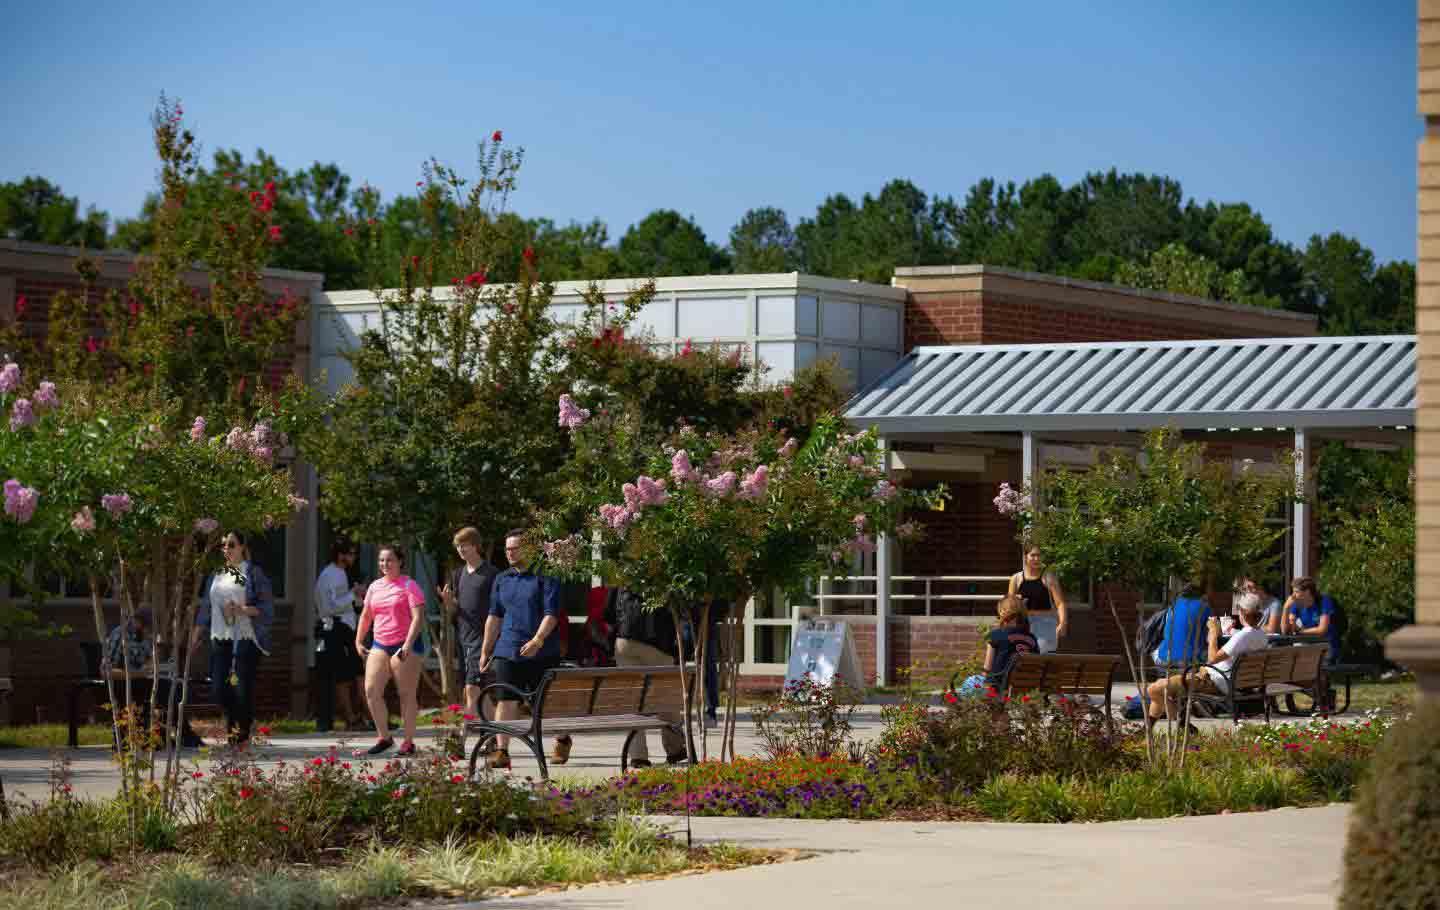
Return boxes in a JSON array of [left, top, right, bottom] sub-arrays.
[[190, 530, 274, 747]]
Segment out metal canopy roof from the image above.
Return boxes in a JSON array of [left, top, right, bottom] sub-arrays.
[[845, 335, 1417, 434]]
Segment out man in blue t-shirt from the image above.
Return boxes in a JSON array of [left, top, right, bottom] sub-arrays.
[[478, 529, 571, 770], [1283, 576, 1342, 666]]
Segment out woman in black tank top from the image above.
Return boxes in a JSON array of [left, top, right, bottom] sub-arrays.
[[1007, 545, 1069, 648]]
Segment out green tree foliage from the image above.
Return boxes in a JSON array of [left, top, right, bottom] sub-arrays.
[[729, 207, 798, 273], [0, 177, 108, 247], [617, 209, 726, 276], [1113, 242, 1254, 305]]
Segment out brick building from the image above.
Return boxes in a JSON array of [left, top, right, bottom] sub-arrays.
[[0, 239, 324, 724]]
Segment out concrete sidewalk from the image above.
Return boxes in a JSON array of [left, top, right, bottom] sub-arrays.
[[470, 806, 1350, 909]]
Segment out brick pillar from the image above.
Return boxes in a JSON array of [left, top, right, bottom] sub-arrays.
[[1391, 0, 1440, 697]]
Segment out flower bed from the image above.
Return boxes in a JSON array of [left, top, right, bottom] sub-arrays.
[[557, 707, 1394, 823]]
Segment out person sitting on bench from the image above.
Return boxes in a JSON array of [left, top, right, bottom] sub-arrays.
[[1145, 593, 1268, 729], [104, 609, 202, 747]]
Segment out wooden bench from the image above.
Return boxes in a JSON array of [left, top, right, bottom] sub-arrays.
[[1190, 644, 1330, 723], [465, 665, 695, 780], [1000, 653, 1123, 715]]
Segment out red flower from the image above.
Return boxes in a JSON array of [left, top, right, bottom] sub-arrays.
[[410, 256, 421, 269], [344, 227, 354, 236], [523, 246, 537, 264], [258, 195, 274, 213], [782, 385, 793, 398], [464, 271, 487, 288], [1021, 695, 1031, 703], [277, 823, 289, 833], [239, 787, 254, 800], [311, 757, 325, 767], [13, 295, 25, 316], [451, 774, 465, 783], [84, 336, 99, 354], [268, 226, 283, 241], [342, 762, 351, 770], [943, 691, 957, 704], [191, 771, 204, 779], [264, 181, 276, 195], [492, 130, 503, 142]]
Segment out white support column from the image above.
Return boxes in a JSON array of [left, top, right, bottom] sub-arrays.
[[1022, 431, 1038, 493], [1293, 428, 1310, 579], [875, 438, 893, 687]]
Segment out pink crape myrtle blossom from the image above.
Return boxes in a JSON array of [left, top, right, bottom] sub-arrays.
[[635, 476, 668, 507], [287, 494, 310, 511], [703, 471, 737, 498], [190, 416, 207, 442], [853, 513, 867, 531], [557, 394, 591, 430], [738, 465, 769, 500], [225, 426, 249, 452], [249, 421, 273, 449], [3, 480, 39, 524], [193, 517, 219, 535], [9, 398, 35, 431], [992, 482, 1031, 516], [33, 381, 59, 410], [101, 493, 133, 517], [542, 534, 583, 566], [848, 454, 865, 468], [779, 437, 799, 458], [252, 446, 274, 465], [671, 450, 697, 483], [599, 503, 635, 534], [872, 480, 898, 502], [72, 506, 96, 533], [0, 362, 19, 394], [621, 482, 643, 513]]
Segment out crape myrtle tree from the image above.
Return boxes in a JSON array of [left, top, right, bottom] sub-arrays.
[[535, 409, 942, 761], [1, 96, 308, 829], [995, 429, 1297, 765], [279, 131, 849, 702]]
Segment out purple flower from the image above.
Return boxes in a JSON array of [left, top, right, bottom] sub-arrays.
[[671, 450, 696, 483], [33, 382, 58, 410], [71, 506, 96, 533], [703, 471, 736, 498], [193, 517, 219, 535], [738, 465, 769, 500], [190, 416, 206, 442], [252, 446, 273, 464], [101, 493, 133, 518], [9, 398, 34, 431], [0, 362, 19, 394], [557, 393, 591, 430], [872, 480, 897, 502], [3, 480, 39, 524]]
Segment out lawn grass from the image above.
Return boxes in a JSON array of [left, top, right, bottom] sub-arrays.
[[1342, 675, 1416, 713], [0, 818, 780, 910]]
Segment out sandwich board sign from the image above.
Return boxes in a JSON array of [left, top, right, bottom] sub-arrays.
[[785, 618, 865, 691]]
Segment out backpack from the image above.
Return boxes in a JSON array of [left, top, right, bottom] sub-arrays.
[[1135, 609, 1167, 660]]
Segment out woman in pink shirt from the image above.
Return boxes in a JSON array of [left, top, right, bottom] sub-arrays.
[[355, 544, 426, 755]]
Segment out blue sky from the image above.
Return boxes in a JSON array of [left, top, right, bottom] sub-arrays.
[[0, 1, 1418, 265]]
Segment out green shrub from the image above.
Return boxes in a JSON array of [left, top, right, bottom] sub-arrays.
[[0, 796, 120, 865], [752, 676, 859, 759], [1341, 699, 1440, 910]]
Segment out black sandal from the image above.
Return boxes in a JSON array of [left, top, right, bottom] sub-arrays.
[[366, 737, 394, 755]]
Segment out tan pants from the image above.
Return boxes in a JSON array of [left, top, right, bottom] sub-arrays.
[[1147, 668, 1219, 720], [614, 638, 685, 762]]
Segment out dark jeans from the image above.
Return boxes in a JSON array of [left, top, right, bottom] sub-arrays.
[[704, 617, 720, 719], [209, 638, 261, 741]]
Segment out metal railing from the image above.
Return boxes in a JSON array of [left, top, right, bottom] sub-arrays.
[[810, 575, 1013, 617]]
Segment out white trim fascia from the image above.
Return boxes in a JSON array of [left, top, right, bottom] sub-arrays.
[[910, 334, 1417, 357], [852, 409, 1418, 434]]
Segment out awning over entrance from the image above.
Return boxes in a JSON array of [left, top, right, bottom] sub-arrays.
[[846, 335, 1417, 434], [839, 334, 1416, 687]]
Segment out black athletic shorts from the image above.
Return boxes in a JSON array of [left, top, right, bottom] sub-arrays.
[[490, 655, 562, 701]]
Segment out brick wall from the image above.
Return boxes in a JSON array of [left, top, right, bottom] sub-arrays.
[[900, 481, 1017, 583], [979, 292, 1265, 344], [906, 291, 982, 348]]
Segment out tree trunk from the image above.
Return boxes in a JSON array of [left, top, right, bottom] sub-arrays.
[[696, 600, 711, 760], [670, 604, 697, 765], [87, 575, 127, 799]]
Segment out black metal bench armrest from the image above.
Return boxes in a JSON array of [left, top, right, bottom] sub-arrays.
[[474, 682, 536, 722]]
